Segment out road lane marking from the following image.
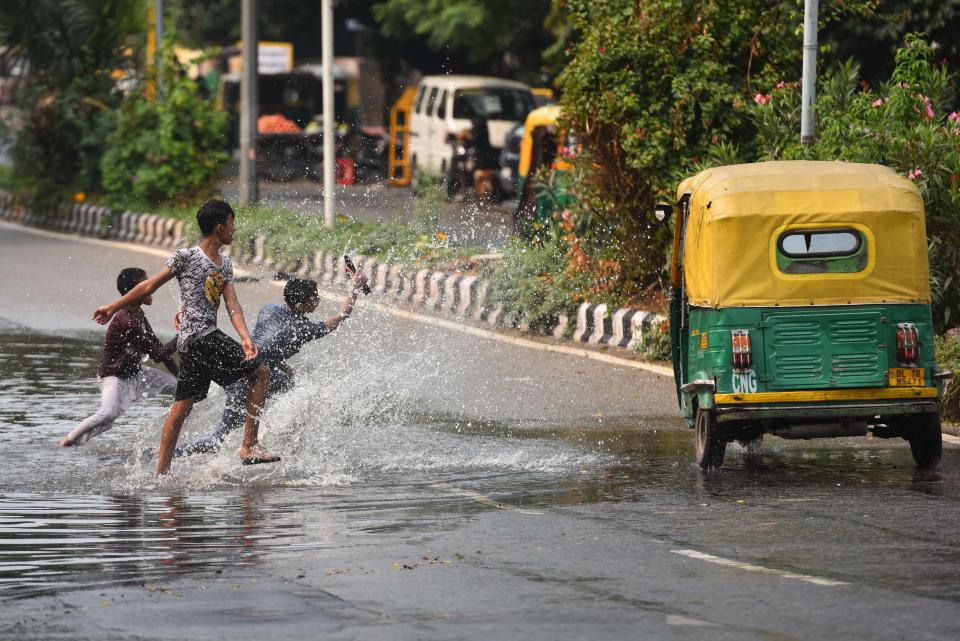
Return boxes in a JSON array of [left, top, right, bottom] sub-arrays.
[[428, 482, 544, 515], [670, 549, 849, 587], [942, 433, 960, 446], [665, 615, 719, 627], [2, 222, 672, 377]]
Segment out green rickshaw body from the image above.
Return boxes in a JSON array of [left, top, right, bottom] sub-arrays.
[[516, 105, 575, 227], [667, 161, 950, 468]]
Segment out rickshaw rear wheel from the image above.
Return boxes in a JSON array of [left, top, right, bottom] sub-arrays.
[[695, 409, 726, 470], [907, 412, 942, 469]]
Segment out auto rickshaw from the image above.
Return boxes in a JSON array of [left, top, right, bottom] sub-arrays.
[[515, 105, 574, 226], [659, 161, 953, 469]]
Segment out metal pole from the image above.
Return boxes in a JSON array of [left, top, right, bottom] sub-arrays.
[[322, 0, 335, 229], [239, 0, 259, 205], [155, 0, 163, 96], [800, 0, 818, 146]]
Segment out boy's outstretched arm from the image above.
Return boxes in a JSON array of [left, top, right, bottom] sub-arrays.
[[93, 268, 175, 325], [323, 273, 366, 332], [222, 282, 258, 360]]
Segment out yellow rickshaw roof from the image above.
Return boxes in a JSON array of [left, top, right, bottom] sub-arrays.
[[519, 105, 563, 177], [676, 161, 930, 308]]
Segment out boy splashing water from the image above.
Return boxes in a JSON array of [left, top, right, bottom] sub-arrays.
[[173, 276, 365, 457], [59, 268, 179, 447], [93, 200, 279, 475]]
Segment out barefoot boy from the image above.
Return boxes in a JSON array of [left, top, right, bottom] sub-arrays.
[[174, 275, 366, 457], [59, 268, 179, 446], [93, 200, 279, 474]]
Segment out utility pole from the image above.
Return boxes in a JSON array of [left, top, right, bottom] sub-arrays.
[[322, 0, 335, 229], [155, 0, 163, 96], [239, 0, 259, 206], [800, 0, 818, 147]]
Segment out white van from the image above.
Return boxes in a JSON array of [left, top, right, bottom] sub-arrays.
[[408, 75, 535, 189]]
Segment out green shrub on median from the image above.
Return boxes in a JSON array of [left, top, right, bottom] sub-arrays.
[[483, 239, 591, 334]]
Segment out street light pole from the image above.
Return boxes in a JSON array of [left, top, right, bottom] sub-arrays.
[[800, 0, 818, 147], [322, 0, 335, 229], [239, 0, 259, 206]]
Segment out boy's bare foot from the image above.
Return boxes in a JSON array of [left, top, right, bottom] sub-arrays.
[[58, 437, 75, 447], [239, 444, 281, 465]]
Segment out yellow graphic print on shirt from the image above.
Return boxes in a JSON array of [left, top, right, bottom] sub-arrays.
[[204, 271, 226, 307]]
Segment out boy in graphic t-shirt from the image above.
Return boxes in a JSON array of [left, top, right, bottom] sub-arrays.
[[92, 200, 279, 475]]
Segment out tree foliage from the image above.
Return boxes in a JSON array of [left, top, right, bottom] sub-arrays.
[[102, 43, 229, 207], [555, 0, 876, 301], [824, 0, 960, 86], [0, 0, 144, 203], [752, 36, 960, 330], [371, 0, 552, 74]]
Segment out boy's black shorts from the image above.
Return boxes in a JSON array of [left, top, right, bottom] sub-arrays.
[[175, 330, 260, 401]]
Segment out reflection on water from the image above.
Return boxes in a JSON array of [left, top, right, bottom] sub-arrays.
[[2, 329, 959, 602]]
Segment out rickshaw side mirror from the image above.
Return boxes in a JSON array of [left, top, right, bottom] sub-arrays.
[[654, 203, 672, 223]]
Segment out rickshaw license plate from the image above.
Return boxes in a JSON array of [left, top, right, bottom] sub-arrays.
[[888, 368, 925, 387]]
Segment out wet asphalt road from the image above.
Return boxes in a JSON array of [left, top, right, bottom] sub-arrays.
[[2, 223, 960, 641]]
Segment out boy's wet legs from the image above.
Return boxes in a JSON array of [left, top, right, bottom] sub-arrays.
[[238, 363, 278, 462], [156, 398, 195, 475]]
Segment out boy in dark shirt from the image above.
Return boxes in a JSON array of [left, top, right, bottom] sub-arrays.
[[173, 276, 365, 457], [59, 268, 179, 446], [93, 200, 277, 475]]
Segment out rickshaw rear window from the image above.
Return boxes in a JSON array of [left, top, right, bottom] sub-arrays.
[[776, 229, 866, 274]]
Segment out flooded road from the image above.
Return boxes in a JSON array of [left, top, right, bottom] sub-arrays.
[[3, 223, 960, 640]]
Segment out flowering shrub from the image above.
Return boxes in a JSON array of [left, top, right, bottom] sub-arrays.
[[556, 0, 873, 298], [752, 35, 960, 330]]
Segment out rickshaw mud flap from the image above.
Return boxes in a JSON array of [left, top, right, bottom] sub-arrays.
[[715, 401, 939, 423]]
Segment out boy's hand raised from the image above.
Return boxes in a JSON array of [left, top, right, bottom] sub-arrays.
[[352, 272, 370, 295], [93, 305, 115, 325]]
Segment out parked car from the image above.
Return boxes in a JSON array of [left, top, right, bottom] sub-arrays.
[[408, 75, 534, 193]]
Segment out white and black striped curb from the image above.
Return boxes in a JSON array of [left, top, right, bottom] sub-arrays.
[[0, 190, 664, 353], [0, 191, 187, 248]]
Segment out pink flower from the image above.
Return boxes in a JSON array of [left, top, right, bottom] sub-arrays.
[[872, 98, 884, 108], [908, 168, 923, 181], [775, 81, 786, 89], [561, 209, 571, 222], [597, 46, 605, 55], [948, 112, 960, 123], [922, 95, 934, 119], [753, 93, 771, 106]]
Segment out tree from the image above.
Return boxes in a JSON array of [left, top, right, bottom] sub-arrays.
[[752, 36, 960, 330], [371, 0, 552, 77], [824, 1, 960, 87], [555, 0, 876, 299], [102, 43, 229, 207], [0, 0, 144, 203]]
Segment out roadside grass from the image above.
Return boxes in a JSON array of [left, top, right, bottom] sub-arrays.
[[153, 184, 487, 270]]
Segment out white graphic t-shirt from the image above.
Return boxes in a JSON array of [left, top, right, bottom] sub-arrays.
[[166, 247, 233, 351]]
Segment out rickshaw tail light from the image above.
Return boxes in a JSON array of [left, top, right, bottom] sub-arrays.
[[896, 323, 919, 365], [731, 329, 752, 371]]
